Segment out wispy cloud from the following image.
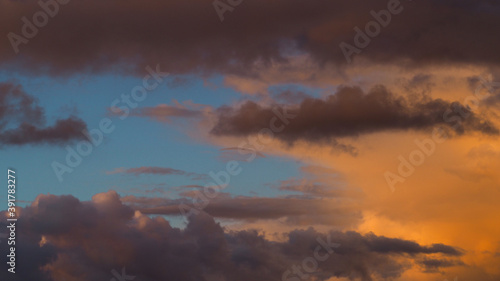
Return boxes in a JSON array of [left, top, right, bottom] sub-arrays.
[[106, 166, 209, 181]]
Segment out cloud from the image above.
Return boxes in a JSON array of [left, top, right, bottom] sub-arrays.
[[273, 90, 313, 104], [267, 165, 349, 198], [210, 85, 498, 144], [1, 0, 499, 76], [0, 191, 466, 281], [418, 258, 465, 273], [123, 103, 202, 122], [444, 144, 500, 182], [123, 193, 361, 226], [106, 166, 208, 181], [276, 178, 344, 198], [0, 117, 88, 146], [0, 82, 87, 146]]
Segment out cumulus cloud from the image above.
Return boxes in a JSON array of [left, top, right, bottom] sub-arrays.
[[0, 191, 465, 281], [0, 82, 87, 146], [211, 85, 499, 144]]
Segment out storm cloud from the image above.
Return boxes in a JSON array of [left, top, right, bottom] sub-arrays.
[[0, 0, 499, 76], [0, 191, 465, 281]]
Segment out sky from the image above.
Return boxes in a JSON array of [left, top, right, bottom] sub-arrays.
[[0, 0, 499, 280]]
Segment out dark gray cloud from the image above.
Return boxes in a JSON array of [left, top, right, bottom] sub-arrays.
[[0, 0, 498, 76], [211, 85, 499, 144], [0, 191, 466, 281], [419, 258, 465, 273], [0, 82, 87, 146]]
